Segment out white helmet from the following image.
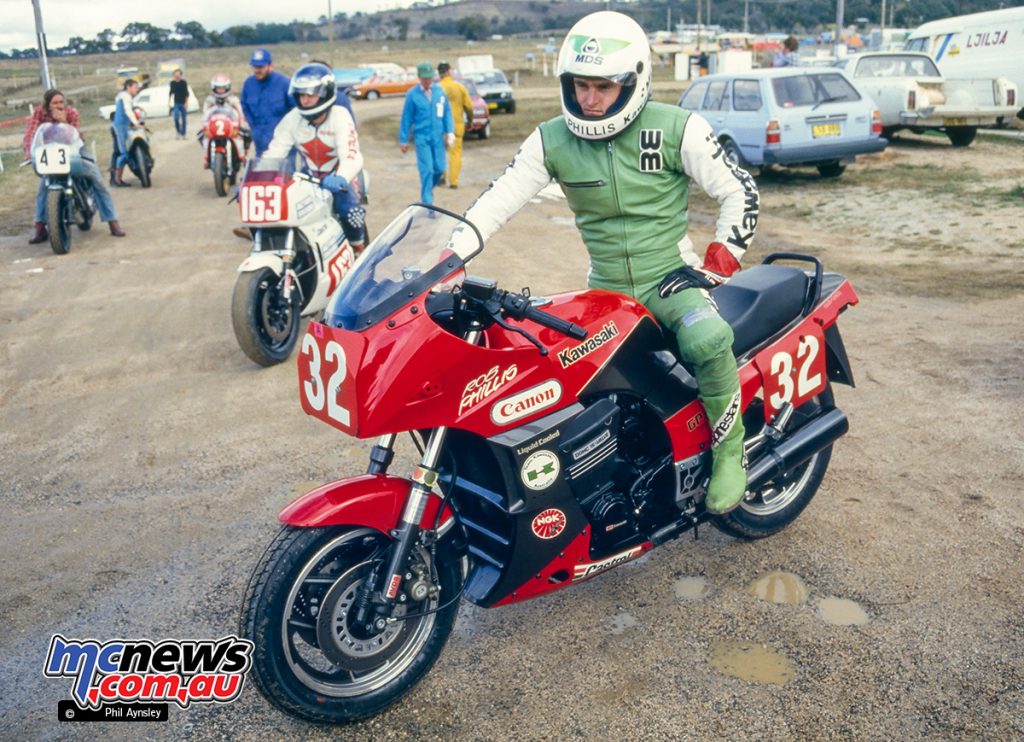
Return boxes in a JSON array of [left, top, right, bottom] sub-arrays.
[[557, 11, 651, 142], [557, 12, 652, 141]]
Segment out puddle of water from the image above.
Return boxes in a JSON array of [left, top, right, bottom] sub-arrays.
[[674, 576, 710, 601], [709, 641, 795, 685], [607, 612, 637, 635], [818, 597, 870, 626], [748, 571, 809, 604]]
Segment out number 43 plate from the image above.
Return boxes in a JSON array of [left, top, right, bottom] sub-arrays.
[[297, 323, 365, 436], [753, 324, 828, 419]]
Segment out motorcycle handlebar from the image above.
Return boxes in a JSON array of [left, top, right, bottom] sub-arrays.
[[499, 292, 588, 340]]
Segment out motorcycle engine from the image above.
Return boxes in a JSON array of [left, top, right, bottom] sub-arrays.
[[558, 396, 675, 553]]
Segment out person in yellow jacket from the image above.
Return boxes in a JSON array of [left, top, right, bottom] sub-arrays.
[[437, 62, 474, 188]]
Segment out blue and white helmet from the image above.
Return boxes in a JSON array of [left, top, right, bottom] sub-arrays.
[[289, 62, 337, 121], [557, 12, 652, 141]]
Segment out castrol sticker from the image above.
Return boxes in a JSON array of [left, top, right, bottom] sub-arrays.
[[491, 380, 562, 426], [531, 508, 567, 540], [521, 450, 560, 491]]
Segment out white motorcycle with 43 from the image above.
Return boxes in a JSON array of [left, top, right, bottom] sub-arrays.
[[231, 156, 357, 366]]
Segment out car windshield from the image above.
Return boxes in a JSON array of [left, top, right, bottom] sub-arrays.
[[469, 71, 507, 86], [771, 73, 860, 108], [854, 55, 940, 78], [324, 205, 484, 331]]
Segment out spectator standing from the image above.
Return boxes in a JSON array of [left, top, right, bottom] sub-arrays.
[[774, 36, 800, 67], [168, 68, 190, 139], [24, 89, 125, 242], [240, 48, 294, 157], [110, 78, 141, 186], [436, 61, 473, 189], [398, 62, 454, 205]]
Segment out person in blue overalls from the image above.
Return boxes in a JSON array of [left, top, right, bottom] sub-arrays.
[[110, 78, 141, 187], [398, 61, 454, 205], [240, 48, 294, 157]]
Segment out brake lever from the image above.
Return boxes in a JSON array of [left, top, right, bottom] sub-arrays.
[[487, 305, 548, 356]]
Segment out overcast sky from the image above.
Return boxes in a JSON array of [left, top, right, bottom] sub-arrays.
[[2, 0, 409, 53]]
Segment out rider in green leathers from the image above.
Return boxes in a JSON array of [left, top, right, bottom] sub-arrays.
[[463, 11, 760, 514]]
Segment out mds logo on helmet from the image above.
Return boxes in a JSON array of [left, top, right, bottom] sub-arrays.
[[570, 35, 630, 65]]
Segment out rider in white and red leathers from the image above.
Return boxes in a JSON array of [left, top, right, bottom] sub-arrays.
[[201, 73, 248, 167], [263, 62, 366, 250]]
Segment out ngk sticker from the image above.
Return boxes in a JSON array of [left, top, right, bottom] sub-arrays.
[[521, 450, 560, 491], [531, 508, 567, 539], [491, 380, 562, 426], [459, 364, 518, 416]]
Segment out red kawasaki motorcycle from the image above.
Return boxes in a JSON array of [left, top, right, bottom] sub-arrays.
[[241, 204, 859, 723], [203, 108, 245, 197]]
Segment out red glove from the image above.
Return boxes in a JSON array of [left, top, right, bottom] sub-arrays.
[[702, 242, 741, 280]]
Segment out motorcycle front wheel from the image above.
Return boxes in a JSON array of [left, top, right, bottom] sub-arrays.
[[46, 189, 71, 255], [231, 267, 301, 366], [212, 152, 228, 197], [133, 146, 151, 188], [711, 386, 835, 540], [241, 526, 460, 724]]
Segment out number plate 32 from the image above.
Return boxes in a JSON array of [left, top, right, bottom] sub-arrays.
[[755, 324, 828, 418], [297, 323, 364, 435]]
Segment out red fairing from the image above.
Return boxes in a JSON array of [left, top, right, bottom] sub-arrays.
[[297, 289, 652, 439], [279, 474, 453, 530], [492, 532, 653, 606]]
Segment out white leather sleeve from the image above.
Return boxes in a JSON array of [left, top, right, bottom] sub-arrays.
[[463, 128, 552, 243], [332, 106, 363, 182], [679, 113, 759, 264]]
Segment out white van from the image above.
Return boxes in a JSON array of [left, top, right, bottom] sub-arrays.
[[905, 7, 1024, 117]]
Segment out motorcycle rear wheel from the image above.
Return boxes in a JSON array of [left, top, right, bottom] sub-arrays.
[[240, 526, 460, 724], [133, 146, 151, 188], [231, 267, 301, 366], [46, 189, 71, 255], [213, 152, 228, 197], [74, 182, 93, 232], [711, 386, 835, 540]]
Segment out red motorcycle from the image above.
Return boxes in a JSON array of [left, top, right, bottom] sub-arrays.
[[241, 204, 859, 723], [202, 109, 245, 197]]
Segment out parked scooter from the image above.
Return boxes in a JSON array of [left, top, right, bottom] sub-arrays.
[[231, 156, 357, 366], [115, 106, 153, 188], [29, 123, 97, 255]]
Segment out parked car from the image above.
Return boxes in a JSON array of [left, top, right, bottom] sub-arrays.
[[833, 52, 1017, 147], [351, 72, 417, 100], [98, 83, 199, 121], [456, 77, 492, 140], [464, 69, 516, 113], [678, 68, 886, 178]]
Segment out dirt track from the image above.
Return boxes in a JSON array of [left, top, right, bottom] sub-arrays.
[[1, 96, 1023, 740]]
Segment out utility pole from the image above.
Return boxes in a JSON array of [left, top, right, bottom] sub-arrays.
[[30, 0, 52, 90], [697, 0, 702, 51], [327, 0, 333, 45], [744, 0, 750, 34], [834, 0, 845, 57]]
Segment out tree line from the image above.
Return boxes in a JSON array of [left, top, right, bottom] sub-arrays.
[[0, 0, 1012, 58]]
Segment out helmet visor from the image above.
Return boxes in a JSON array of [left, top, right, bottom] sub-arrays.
[[560, 73, 637, 121], [289, 72, 332, 99]]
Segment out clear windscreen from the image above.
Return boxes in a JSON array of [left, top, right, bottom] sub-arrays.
[[323, 205, 483, 331]]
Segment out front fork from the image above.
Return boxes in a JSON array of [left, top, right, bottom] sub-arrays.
[[353, 327, 482, 629], [278, 229, 297, 302]]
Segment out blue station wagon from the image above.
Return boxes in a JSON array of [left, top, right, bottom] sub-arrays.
[[678, 68, 887, 177]]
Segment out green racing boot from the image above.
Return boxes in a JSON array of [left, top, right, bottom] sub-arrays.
[[701, 391, 747, 514]]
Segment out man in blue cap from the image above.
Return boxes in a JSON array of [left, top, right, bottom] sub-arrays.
[[398, 61, 454, 205], [241, 48, 294, 157]]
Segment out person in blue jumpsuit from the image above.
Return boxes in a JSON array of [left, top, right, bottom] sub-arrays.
[[240, 48, 294, 157], [110, 78, 140, 186], [398, 61, 454, 205]]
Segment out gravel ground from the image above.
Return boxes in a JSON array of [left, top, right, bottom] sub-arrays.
[[1, 94, 1022, 741]]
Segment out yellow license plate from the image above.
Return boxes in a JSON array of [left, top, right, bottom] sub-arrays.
[[943, 117, 967, 126], [811, 123, 841, 138], [487, 102, 498, 110]]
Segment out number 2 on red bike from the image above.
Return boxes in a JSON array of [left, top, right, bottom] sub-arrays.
[[204, 111, 243, 198], [230, 157, 356, 367], [240, 205, 859, 723]]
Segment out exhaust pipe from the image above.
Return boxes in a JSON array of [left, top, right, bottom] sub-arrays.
[[746, 407, 848, 491]]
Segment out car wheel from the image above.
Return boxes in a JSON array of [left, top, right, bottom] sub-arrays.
[[367, 90, 380, 101], [479, 122, 491, 140], [720, 138, 746, 168], [946, 126, 977, 148], [816, 161, 846, 178], [506, 101, 516, 114]]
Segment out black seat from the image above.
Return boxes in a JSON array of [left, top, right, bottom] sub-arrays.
[[712, 264, 808, 357]]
